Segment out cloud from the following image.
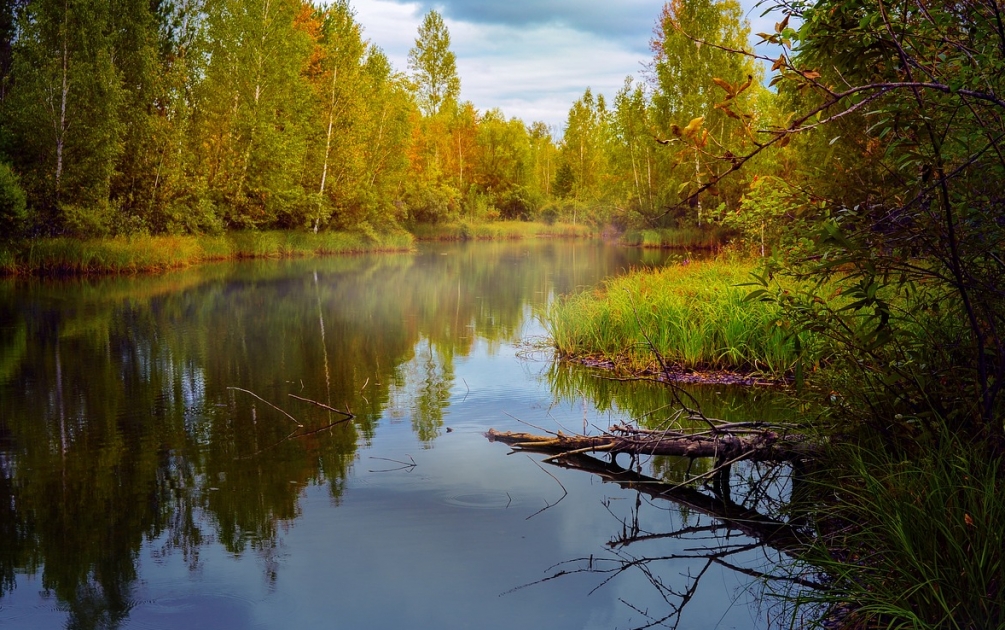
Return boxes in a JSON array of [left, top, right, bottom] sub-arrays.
[[352, 0, 790, 129], [415, 0, 659, 53]]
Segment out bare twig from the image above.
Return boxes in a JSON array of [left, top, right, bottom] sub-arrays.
[[288, 393, 354, 419], [228, 387, 303, 427], [525, 455, 568, 520], [368, 455, 417, 473]]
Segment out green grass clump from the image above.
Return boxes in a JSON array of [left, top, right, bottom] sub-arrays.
[[411, 220, 592, 241], [546, 259, 803, 377], [3, 230, 414, 275], [793, 437, 1005, 630], [621, 226, 730, 249]]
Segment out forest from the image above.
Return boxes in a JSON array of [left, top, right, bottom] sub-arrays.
[[1, 0, 1003, 626], [0, 0, 769, 241]]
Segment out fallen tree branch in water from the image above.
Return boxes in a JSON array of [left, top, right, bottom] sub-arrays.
[[486, 422, 815, 463]]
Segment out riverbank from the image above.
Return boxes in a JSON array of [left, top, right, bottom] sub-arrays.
[[620, 226, 732, 249], [0, 221, 599, 276], [0, 230, 416, 275], [544, 256, 1005, 629], [545, 258, 814, 380]]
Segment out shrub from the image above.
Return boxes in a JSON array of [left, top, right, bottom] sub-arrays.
[[0, 162, 28, 240]]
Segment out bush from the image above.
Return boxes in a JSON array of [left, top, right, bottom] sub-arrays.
[[0, 162, 28, 240]]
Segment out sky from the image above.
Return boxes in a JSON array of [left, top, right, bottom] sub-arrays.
[[352, 0, 783, 131]]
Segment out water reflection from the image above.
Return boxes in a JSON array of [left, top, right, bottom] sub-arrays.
[[0, 241, 795, 629]]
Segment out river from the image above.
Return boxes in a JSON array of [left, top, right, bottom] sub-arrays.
[[0, 240, 798, 629]]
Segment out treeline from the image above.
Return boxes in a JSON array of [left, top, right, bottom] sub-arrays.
[[0, 0, 784, 240], [0, 1, 542, 237]]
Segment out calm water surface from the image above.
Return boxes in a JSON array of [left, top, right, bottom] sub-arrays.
[[0, 241, 795, 629]]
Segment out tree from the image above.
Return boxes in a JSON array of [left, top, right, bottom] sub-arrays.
[[610, 77, 658, 222], [301, 0, 367, 232], [0, 161, 27, 238], [407, 10, 460, 117], [557, 88, 612, 223], [354, 47, 413, 229], [0, 0, 27, 103], [648, 0, 762, 226], [2, 0, 125, 235], [527, 121, 558, 201], [107, 0, 172, 232], [194, 0, 313, 229], [472, 109, 534, 218]]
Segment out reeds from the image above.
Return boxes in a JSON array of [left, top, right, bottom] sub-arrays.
[[620, 226, 731, 249], [2, 230, 415, 275], [790, 437, 1005, 629], [545, 259, 803, 377]]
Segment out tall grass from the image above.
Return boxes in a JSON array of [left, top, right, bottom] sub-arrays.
[[546, 259, 807, 377], [621, 226, 731, 249], [789, 437, 1005, 630], [2, 230, 415, 275], [411, 220, 593, 241]]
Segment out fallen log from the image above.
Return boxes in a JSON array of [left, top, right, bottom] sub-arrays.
[[486, 422, 814, 463]]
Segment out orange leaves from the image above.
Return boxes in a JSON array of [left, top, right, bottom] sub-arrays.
[[712, 74, 753, 99], [711, 74, 755, 125], [712, 77, 734, 94]]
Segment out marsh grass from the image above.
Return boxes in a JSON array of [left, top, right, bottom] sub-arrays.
[[621, 226, 731, 249], [789, 437, 1005, 630], [546, 259, 808, 377], [411, 220, 592, 241], [3, 230, 414, 275]]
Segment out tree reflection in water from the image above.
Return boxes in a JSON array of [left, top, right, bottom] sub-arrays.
[[0, 242, 796, 629], [503, 450, 823, 630], [521, 358, 826, 629]]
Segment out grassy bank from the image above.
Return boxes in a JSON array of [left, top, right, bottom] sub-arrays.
[[0, 230, 415, 275], [410, 220, 593, 241], [546, 258, 810, 378], [620, 226, 731, 249], [793, 435, 1005, 629]]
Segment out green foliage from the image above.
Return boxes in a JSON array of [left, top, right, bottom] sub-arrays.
[[0, 0, 570, 242], [620, 226, 729, 249], [409, 220, 590, 241], [3, 0, 125, 232], [407, 10, 460, 116], [552, 162, 575, 198], [559, 88, 609, 204], [747, 0, 1005, 446], [646, 0, 762, 223], [403, 177, 461, 225], [795, 438, 1005, 630], [714, 175, 822, 257], [1, 231, 414, 275], [0, 162, 27, 239], [546, 260, 810, 376]]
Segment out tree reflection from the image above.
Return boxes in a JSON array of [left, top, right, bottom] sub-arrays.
[[0, 242, 658, 626], [531, 360, 825, 628], [509, 451, 821, 630]]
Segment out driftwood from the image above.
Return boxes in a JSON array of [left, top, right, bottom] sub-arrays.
[[486, 422, 814, 464]]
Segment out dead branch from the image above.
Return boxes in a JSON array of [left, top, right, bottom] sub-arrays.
[[288, 393, 354, 419], [486, 423, 815, 464]]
